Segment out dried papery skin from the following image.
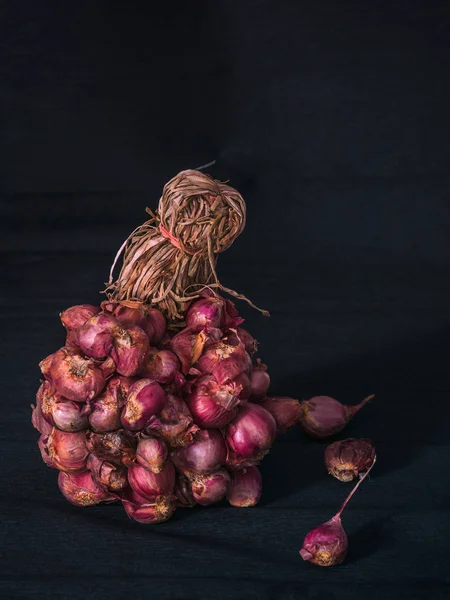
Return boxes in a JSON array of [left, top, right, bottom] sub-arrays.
[[171, 429, 227, 475], [190, 469, 230, 506], [186, 296, 224, 331], [299, 395, 375, 439], [250, 361, 270, 398], [121, 488, 176, 524], [223, 299, 245, 329], [86, 430, 137, 466], [227, 466, 262, 507], [110, 325, 150, 377], [325, 438, 376, 482], [236, 328, 258, 356], [60, 304, 100, 333], [225, 403, 276, 468], [38, 433, 58, 468], [186, 375, 242, 429], [146, 394, 199, 448], [39, 353, 54, 379], [170, 328, 207, 374], [78, 313, 118, 359], [260, 396, 302, 433], [32, 382, 53, 435], [46, 428, 89, 472], [140, 349, 181, 384], [46, 347, 106, 402], [88, 376, 133, 433], [87, 453, 128, 492], [174, 475, 196, 507], [300, 458, 376, 566], [58, 471, 115, 507], [97, 356, 117, 379], [121, 379, 166, 431], [196, 337, 252, 384], [136, 437, 168, 473], [128, 461, 175, 500]]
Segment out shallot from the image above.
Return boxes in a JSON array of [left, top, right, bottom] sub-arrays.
[[260, 396, 301, 433], [299, 394, 374, 439], [300, 457, 376, 566], [58, 471, 115, 506], [325, 438, 376, 482], [190, 469, 230, 505], [171, 429, 226, 475], [121, 379, 166, 430], [225, 403, 276, 468], [227, 466, 262, 507], [128, 461, 175, 500], [121, 488, 175, 524], [136, 436, 168, 473]]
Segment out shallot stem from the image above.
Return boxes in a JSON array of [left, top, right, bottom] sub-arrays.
[[335, 456, 376, 520]]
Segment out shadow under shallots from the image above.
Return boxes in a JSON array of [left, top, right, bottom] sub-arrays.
[[271, 322, 450, 495], [346, 517, 391, 564]]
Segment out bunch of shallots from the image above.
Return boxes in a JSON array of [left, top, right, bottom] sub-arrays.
[[32, 293, 292, 523]]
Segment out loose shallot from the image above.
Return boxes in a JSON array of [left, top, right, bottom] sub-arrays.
[[299, 394, 374, 439], [300, 457, 376, 566], [325, 438, 376, 482]]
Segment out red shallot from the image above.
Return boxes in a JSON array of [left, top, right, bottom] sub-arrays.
[[225, 403, 276, 468], [121, 379, 166, 431], [325, 438, 376, 482], [121, 488, 175, 524], [260, 396, 302, 433], [128, 461, 175, 500], [136, 436, 168, 473], [227, 466, 262, 507], [190, 468, 230, 505], [299, 394, 375, 439], [87, 453, 128, 492], [58, 471, 115, 506], [146, 394, 199, 447], [300, 457, 376, 566], [171, 429, 226, 475]]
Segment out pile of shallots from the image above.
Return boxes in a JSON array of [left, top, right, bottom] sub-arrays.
[[32, 293, 297, 523]]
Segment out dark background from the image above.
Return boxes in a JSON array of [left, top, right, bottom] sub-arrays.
[[2, 1, 450, 599]]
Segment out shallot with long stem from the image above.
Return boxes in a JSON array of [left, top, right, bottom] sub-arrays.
[[300, 457, 376, 566]]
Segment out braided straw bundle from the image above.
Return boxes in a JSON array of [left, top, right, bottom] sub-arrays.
[[105, 170, 268, 322]]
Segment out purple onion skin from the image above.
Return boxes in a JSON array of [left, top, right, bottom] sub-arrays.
[[186, 297, 224, 331], [58, 471, 115, 507], [146, 394, 199, 448], [325, 438, 375, 482], [77, 313, 118, 359], [110, 325, 150, 377], [227, 466, 262, 507], [46, 428, 89, 472], [45, 347, 106, 403], [225, 403, 277, 467], [260, 396, 301, 433], [300, 515, 347, 566], [136, 437, 168, 473], [299, 395, 374, 439], [190, 469, 231, 506], [236, 328, 258, 355], [87, 453, 128, 492], [88, 376, 133, 433], [121, 488, 175, 524], [60, 305, 100, 333], [121, 379, 166, 431], [170, 328, 207, 374], [186, 375, 241, 429], [128, 461, 176, 500], [141, 349, 181, 384], [86, 430, 136, 466], [172, 429, 227, 475], [38, 434, 58, 468]]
